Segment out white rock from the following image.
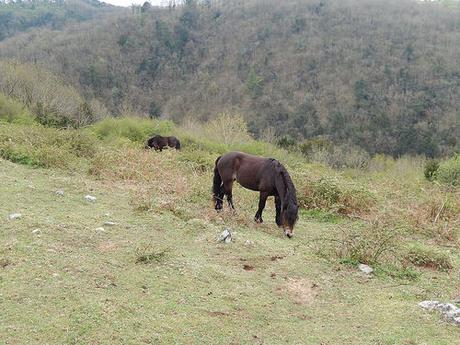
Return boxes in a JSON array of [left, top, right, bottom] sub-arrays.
[[84, 195, 97, 202], [103, 221, 117, 226], [32, 229, 41, 235], [358, 264, 373, 274], [218, 228, 232, 243], [419, 300, 460, 325], [8, 213, 22, 220], [245, 240, 254, 246], [95, 227, 106, 232], [55, 190, 64, 196], [419, 300, 439, 310]]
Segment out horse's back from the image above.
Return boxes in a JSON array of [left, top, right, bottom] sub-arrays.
[[217, 152, 273, 191]]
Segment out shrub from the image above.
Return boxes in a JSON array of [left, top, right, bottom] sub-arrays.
[[276, 135, 296, 150], [315, 219, 403, 265], [0, 124, 98, 169], [0, 93, 35, 125], [436, 155, 460, 186], [298, 176, 376, 216], [405, 244, 453, 271], [91, 116, 174, 144], [203, 113, 252, 146], [424, 159, 439, 181]]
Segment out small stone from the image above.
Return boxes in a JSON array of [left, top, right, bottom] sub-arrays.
[[95, 227, 106, 233], [85, 195, 97, 202], [245, 240, 254, 246], [103, 221, 117, 226], [358, 264, 373, 274], [52, 273, 59, 277], [218, 228, 232, 243], [8, 213, 22, 220], [32, 229, 41, 235], [55, 190, 64, 197]]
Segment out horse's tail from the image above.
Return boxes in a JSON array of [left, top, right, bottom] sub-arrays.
[[175, 139, 181, 150], [212, 156, 222, 203]]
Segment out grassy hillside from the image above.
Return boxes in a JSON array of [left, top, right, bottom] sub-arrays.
[[1, 116, 459, 343], [1, 0, 459, 157]]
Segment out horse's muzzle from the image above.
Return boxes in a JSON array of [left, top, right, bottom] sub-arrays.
[[284, 229, 293, 238]]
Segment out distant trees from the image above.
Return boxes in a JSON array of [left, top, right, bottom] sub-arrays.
[[0, 0, 119, 41]]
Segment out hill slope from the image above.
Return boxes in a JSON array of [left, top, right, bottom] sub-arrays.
[[1, 117, 459, 343], [1, 0, 459, 157]]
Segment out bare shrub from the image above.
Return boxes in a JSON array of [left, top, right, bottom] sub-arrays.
[[315, 218, 403, 266]]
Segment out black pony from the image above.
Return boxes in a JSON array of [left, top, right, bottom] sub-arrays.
[[145, 135, 181, 151], [212, 151, 298, 238]]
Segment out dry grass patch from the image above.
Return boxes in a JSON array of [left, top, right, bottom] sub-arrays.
[[279, 278, 318, 306]]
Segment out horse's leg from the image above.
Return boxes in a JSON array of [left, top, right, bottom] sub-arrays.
[[254, 192, 268, 223], [223, 180, 235, 210], [275, 194, 282, 227]]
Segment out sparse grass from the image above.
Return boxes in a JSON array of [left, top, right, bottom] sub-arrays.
[[135, 244, 170, 264]]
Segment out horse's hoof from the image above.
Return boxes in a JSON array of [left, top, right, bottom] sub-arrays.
[[254, 217, 263, 224]]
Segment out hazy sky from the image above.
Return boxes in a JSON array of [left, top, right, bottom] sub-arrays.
[[102, 0, 163, 7]]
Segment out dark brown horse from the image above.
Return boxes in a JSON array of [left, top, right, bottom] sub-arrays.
[[212, 152, 298, 238], [145, 135, 181, 151]]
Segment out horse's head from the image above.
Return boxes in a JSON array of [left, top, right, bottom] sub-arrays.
[[281, 201, 298, 238]]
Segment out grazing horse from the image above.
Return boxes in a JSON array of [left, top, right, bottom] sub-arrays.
[[212, 151, 299, 238], [145, 135, 181, 151]]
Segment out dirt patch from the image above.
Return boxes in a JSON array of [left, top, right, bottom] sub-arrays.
[[279, 278, 318, 305], [243, 264, 254, 271], [271, 255, 285, 261], [0, 258, 11, 268], [98, 241, 118, 253]]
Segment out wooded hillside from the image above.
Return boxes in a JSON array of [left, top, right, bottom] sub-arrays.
[[0, 0, 459, 157]]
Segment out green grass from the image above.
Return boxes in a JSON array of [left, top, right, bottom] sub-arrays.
[[1, 156, 459, 344]]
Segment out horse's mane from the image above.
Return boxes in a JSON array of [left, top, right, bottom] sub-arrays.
[[272, 159, 298, 225]]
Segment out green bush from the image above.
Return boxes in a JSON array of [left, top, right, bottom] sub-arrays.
[[0, 124, 98, 169], [0, 93, 35, 125], [405, 244, 453, 271], [436, 155, 460, 186], [424, 159, 439, 181], [91, 117, 174, 144]]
